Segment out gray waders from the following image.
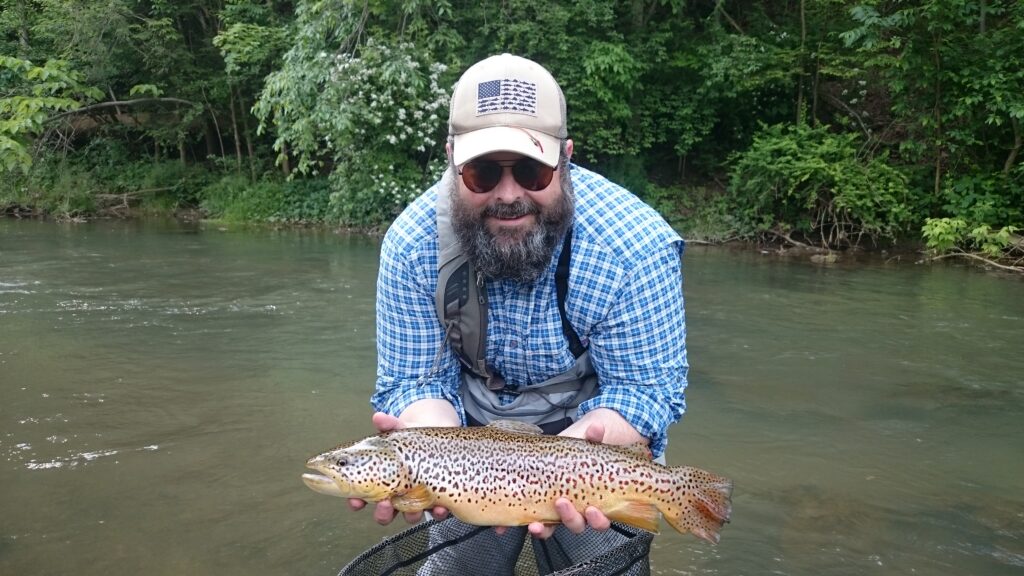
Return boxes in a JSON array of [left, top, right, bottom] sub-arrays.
[[433, 191, 596, 435]]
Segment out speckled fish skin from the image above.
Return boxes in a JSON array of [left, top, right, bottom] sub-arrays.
[[303, 422, 733, 544]]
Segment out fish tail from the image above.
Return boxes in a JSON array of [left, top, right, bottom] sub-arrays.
[[661, 466, 733, 544]]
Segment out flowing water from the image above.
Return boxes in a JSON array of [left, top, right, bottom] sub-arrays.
[[1, 218, 1021, 576]]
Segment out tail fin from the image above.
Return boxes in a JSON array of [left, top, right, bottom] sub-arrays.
[[661, 466, 733, 544]]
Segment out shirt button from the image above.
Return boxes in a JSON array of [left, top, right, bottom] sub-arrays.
[[509, 340, 518, 349]]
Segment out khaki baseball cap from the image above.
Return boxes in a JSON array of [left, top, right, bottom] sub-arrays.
[[449, 54, 567, 168]]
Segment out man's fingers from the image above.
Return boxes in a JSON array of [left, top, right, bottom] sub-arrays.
[[431, 506, 450, 520], [584, 506, 611, 531], [528, 521, 556, 539], [373, 501, 399, 525], [371, 412, 403, 433], [555, 498, 587, 534], [348, 498, 367, 512]]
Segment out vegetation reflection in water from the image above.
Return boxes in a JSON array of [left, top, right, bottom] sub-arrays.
[[0, 219, 1021, 576]]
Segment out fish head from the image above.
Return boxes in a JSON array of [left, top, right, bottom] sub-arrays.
[[303, 435, 403, 502]]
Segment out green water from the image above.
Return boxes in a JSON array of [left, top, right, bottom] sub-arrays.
[[1, 218, 1021, 575]]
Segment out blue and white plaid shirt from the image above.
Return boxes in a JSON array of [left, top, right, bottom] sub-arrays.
[[373, 164, 688, 457]]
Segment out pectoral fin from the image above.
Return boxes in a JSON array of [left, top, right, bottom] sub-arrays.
[[605, 500, 661, 534], [391, 484, 435, 512]]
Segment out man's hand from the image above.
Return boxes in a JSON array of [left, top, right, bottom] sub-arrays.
[[527, 409, 649, 539], [346, 403, 459, 525]]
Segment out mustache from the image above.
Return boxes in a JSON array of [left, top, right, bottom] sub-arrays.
[[483, 199, 540, 219]]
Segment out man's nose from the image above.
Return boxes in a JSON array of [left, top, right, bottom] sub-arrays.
[[490, 166, 525, 203]]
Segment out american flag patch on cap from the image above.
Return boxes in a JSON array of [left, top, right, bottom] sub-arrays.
[[476, 78, 537, 116]]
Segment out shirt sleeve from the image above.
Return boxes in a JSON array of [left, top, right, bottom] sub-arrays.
[[579, 240, 688, 457], [371, 230, 466, 424]]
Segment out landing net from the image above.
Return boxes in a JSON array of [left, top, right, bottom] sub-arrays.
[[338, 517, 652, 576]]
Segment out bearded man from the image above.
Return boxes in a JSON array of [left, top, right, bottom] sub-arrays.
[[352, 54, 689, 564]]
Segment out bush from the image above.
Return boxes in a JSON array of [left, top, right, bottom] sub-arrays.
[[940, 173, 1023, 229], [728, 123, 912, 248], [922, 217, 1022, 261], [200, 174, 333, 223]]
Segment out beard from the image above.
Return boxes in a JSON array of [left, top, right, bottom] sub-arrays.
[[449, 169, 574, 284]]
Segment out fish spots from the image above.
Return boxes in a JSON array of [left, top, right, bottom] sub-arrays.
[[307, 425, 731, 541]]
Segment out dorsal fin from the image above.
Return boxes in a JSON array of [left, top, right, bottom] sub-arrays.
[[487, 420, 544, 435]]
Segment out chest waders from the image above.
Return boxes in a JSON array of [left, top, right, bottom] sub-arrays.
[[434, 192, 598, 434]]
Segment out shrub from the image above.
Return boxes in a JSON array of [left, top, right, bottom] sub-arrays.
[[200, 174, 333, 223], [728, 123, 912, 248]]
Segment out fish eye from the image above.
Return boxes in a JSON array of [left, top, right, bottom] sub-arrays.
[[334, 456, 349, 466]]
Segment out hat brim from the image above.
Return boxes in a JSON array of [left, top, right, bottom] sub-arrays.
[[452, 126, 560, 168]]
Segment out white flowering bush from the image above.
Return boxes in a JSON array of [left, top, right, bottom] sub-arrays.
[[321, 41, 449, 224], [256, 5, 451, 225]]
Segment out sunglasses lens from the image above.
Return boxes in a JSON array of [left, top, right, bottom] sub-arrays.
[[461, 162, 503, 193], [513, 159, 554, 191], [460, 159, 556, 193]]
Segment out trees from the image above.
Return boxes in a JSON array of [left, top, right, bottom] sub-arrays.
[[0, 55, 101, 172], [0, 0, 1019, 269], [843, 0, 1023, 264]]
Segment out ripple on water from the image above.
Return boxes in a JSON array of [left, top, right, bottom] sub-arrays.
[[19, 445, 160, 470]]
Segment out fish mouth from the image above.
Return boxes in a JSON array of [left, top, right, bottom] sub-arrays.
[[302, 472, 348, 498]]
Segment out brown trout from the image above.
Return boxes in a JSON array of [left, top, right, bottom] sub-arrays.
[[302, 420, 733, 543]]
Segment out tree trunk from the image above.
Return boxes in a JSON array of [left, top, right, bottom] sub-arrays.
[[796, 0, 807, 125], [932, 33, 944, 198], [281, 142, 291, 177], [228, 87, 243, 174], [811, 48, 821, 126], [200, 86, 226, 159], [1005, 117, 1021, 175], [205, 123, 217, 158], [234, 86, 257, 181]]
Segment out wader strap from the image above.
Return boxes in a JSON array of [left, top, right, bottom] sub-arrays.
[[555, 232, 585, 358], [436, 189, 493, 382]]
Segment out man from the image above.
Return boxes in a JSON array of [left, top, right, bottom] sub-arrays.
[[351, 53, 688, 558]]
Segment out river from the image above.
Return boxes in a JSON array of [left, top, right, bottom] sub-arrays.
[[1, 218, 1021, 576]]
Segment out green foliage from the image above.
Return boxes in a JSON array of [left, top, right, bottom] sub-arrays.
[[200, 174, 334, 223], [214, 23, 291, 78], [669, 185, 740, 242], [728, 123, 912, 248], [940, 172, 1024, 227], [923, 217, 1021, 259], [1, 0, 1021, 265], [842, 0, 1024, 180], [1, 162, 95, 218], [255, 18, 451, 224], [0, 55, 101, 172]]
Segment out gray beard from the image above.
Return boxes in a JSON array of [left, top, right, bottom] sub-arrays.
[[449, 173, 574, 284]]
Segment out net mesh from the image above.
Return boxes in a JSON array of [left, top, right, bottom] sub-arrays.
[[338, 517, 652, 576]]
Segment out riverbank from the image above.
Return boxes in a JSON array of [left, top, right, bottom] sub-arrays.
[[7, 208, 1020, 277]]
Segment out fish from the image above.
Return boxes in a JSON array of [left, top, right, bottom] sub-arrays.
[[302, 420, 733, 544]]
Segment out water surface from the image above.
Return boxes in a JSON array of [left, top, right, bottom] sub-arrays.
[[1, 218, 1021, 575]]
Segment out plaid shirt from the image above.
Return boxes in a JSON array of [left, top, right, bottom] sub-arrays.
[[373, 164, 688, 457]]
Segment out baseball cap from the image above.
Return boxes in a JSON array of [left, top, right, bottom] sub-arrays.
[[448, 54, 567, 168]]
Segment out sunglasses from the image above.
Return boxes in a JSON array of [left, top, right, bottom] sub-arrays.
[[458, 158, 556, 194]]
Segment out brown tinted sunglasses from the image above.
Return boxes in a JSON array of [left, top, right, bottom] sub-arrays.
[[458, 158, 557, 194]]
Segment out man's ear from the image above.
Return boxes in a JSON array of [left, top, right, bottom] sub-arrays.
[[565, 139, 574, 161]]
